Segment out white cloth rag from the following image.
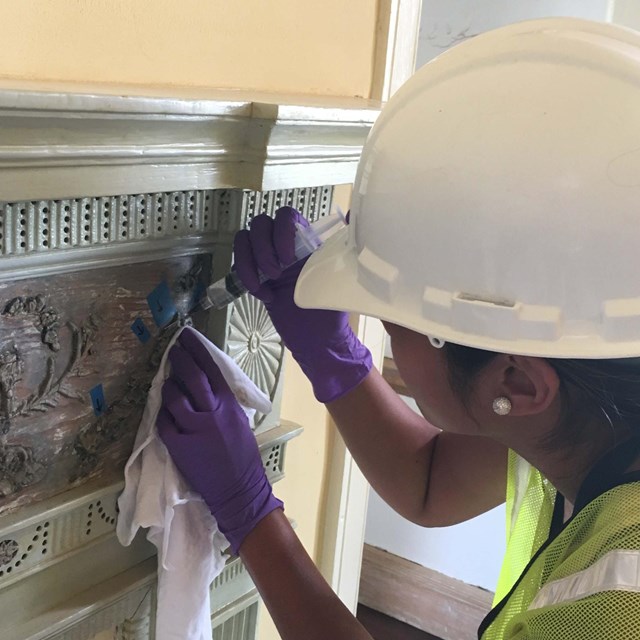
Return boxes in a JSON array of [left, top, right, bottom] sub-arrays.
[[117, 327, 272, 640]]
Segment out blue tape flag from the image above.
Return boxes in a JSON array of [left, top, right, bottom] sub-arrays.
[[147, 281, 177, 327], [131, 317, 151, 343], [90, 384, 106, 417]]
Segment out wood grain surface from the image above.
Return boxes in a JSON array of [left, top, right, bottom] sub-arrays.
[[359, 545, 493, 640], [0, 254, 211, 514]]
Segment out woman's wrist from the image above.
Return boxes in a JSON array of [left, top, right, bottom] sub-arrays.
[[238, 509, 372, 640]]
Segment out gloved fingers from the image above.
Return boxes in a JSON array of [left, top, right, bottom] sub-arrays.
[[178, 328, 235, 404], [161, 378, 201, 432], [156, 407, 183, 449], [273, 206, 305, 266], [168, 341, 216, 412], [233, 230, 274, 304], [248, 215, 283, 280]]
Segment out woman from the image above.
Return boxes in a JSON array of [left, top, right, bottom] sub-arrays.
[[158, 18, 640, 639]]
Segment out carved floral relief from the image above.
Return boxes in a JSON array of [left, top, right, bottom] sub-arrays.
[[0, 538, 18, 566], [1, 296, 96, 431], [0, 445, 46, 499], [0, 255, 210, 513]]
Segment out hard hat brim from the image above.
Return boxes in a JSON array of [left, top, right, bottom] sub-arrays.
[[295, 226, 454, 346], [295, 226, 375, 315], [294, 228, 640, 359], [295, 226, 422, 333]]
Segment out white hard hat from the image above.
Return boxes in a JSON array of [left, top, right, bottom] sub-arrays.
[[295, 17, 640, 359]]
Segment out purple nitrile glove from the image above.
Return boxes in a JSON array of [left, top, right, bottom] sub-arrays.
[[233, 206, 372, 403], [156, 327, 283, 555]]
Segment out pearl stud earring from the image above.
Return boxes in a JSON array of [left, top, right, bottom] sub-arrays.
[[492, 397, 512, 416]]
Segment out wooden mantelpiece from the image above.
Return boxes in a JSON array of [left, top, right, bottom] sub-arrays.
[[0, 83, 380, 639], [0, 80, 380, 202]]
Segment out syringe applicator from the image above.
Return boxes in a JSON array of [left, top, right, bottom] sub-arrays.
[[199, 209, 346, 311]]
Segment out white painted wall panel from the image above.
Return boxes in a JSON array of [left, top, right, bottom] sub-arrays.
[[417, 0, 612, 67]]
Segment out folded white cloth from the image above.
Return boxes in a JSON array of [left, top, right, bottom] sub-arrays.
[[117, 327, 272, 640]]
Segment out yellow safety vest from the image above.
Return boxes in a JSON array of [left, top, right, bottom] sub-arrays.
[[480, 441, 640, 639]]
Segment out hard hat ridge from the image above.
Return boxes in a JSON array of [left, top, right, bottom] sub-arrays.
[[296, 17, 640, 359]]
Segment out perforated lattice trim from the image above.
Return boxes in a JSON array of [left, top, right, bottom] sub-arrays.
[[0, 491, 119, 589], [0, 187, 334, 258], [212, 558, 247, 589], [240, 186, 333, 228], [262, 444, 284, 477], [0, 520, 49, 580]]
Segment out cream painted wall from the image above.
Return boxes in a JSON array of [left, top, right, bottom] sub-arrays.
[[0, 0, 378, 98], [611, 0, 640, 29]]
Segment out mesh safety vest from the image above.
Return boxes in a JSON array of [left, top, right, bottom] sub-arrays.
[[480, 440, 640, 639]]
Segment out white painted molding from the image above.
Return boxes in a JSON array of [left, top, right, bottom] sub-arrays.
[[370, 0, 422, 101], [318, 436, 370, 613], [0, 81, 380, 201], [609, 0, 640, 29], [0, 422, 301, 639]]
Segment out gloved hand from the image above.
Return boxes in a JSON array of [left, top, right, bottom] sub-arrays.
[[157, 327, 283, 555], [233, 206, 372, 403]]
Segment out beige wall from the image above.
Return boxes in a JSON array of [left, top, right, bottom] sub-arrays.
[[0, 0, 378, 98]]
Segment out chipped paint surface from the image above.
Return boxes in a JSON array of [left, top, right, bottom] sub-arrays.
[[0, 254, 211, 514]]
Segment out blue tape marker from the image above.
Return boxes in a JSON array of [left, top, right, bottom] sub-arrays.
[[90, 384, 106, 417], [131, 317, 151, 343], [147, 281, 177, 327]]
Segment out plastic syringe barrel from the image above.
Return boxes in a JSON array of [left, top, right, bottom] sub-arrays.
[[199, 212, 345, 311]]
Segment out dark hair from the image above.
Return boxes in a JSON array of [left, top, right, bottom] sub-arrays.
[[444, 343, 640, 450]]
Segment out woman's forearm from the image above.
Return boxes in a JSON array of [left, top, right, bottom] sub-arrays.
[[326, 368, 507, 526], [326, 367, 439, 521], [239, 509, 373, 640]]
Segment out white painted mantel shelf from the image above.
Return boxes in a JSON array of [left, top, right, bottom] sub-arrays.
[[0, 79, 381, 202]]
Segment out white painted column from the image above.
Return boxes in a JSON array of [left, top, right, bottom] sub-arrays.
[[609, 0, 640, 29]]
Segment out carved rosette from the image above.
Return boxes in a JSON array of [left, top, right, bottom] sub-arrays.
[[0, 539, 18, 566], [226, 295, 284, 427], [116, 588, 153, 640], [0, 444, 46, 498]]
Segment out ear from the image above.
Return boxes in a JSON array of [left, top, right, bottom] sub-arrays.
[[482, 355, 560, 417]]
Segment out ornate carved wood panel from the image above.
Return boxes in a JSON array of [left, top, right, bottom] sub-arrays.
[[0, 185, 329, 639], [0, 255, 209, 514], [0, 186, 332, 512]]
